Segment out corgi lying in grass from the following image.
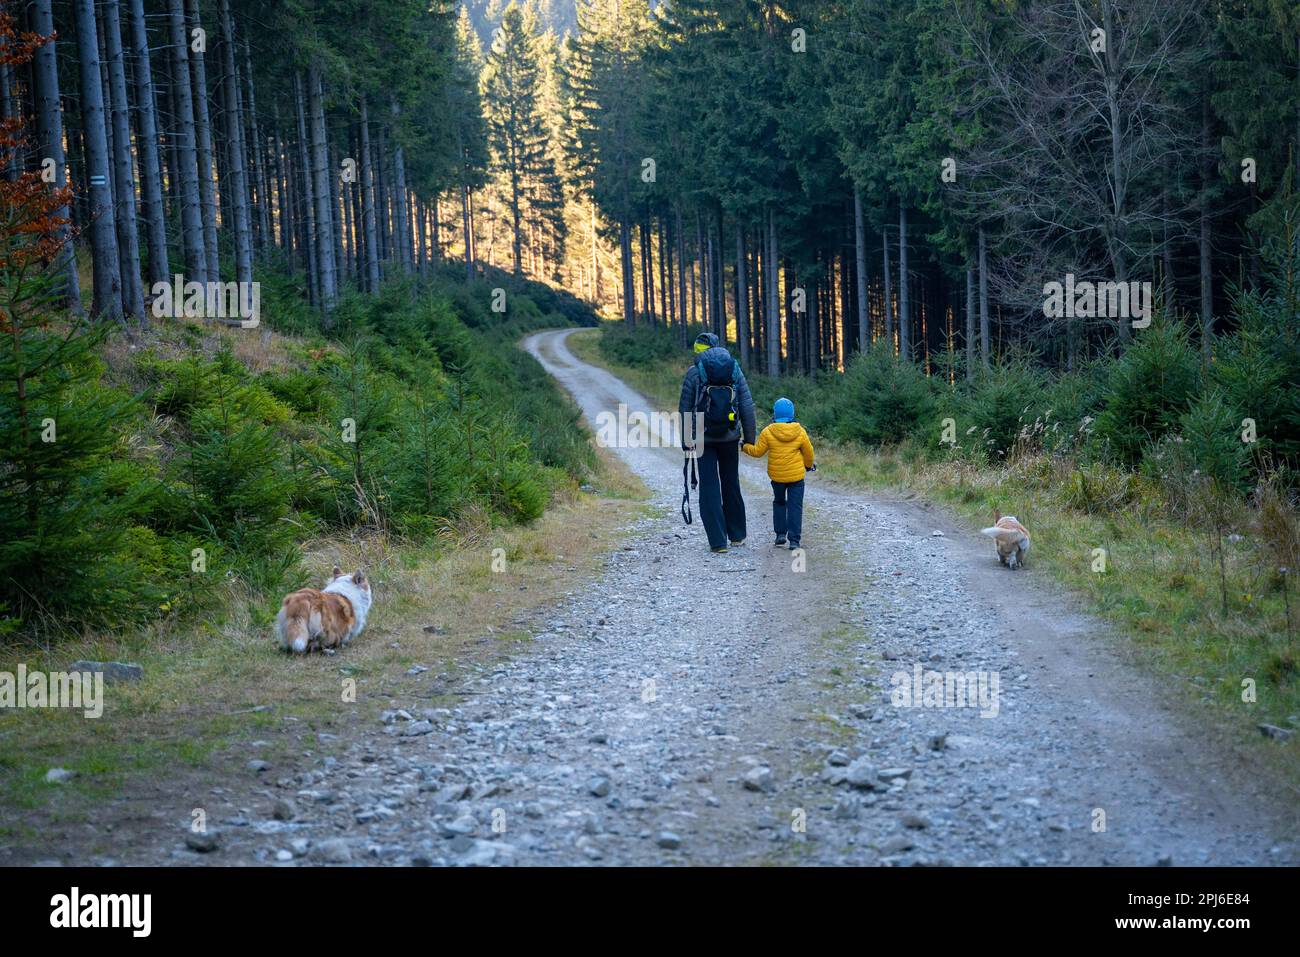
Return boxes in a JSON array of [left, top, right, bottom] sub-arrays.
[[981, 511, 1031, 569], [276, 567, 372, 653]]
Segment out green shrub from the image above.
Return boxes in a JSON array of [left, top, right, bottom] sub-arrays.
[[1093, 318, 1201, 465], [0, 262, 156, 628], [956, 359, 1049, 457], [1210, 289, 1300, 471], [837, 344, 937, 446], [1177, 389, 1252, 494]]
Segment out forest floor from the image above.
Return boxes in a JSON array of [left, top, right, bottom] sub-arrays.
[[5, 328, 1297, 866]]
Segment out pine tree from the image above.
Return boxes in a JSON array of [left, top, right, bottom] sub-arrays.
[[450, 5, 490, 280], [483, 3, 560, 277], [567, 0, 654, 320]]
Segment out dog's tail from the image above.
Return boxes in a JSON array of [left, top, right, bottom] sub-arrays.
[[982, 525, 1026, 544], [276, 602, 312, 654]]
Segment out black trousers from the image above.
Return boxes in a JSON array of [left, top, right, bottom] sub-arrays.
[[771, 479, 805, 545], [697, 441, 746, 549]]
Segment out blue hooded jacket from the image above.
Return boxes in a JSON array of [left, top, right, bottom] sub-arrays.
[[678, 346, 756, 447]]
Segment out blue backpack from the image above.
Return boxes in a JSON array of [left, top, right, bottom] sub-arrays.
[[694, 354, 739, 440]]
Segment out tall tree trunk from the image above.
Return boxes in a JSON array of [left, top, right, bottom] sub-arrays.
[[854, 187, 869, 352], [807, 269, 819, 373], [734, 224, 749, 367], [897, 205, 910, 362], [749, 236, 761, 361], [589, 202, 599, 300], [1161, 188, 1175, 312], [839, 247, 851, 364], [345, 127, 360, 278], [163, 53, 182, 224], [276, 119, 291, 253], [675, 205, 687, 344], [30, 0, 84, 314], [185, 0, 219, 281], [375, 126, 390, 263], [217, 0, 252, 287], [65, 98, 87, 229], [978, 225, 990, 368], [696, 214, 709, 334], [686, 220, 695, 330], [73, 0, 123, 320], [102, 0, 143, 320], [390, 102, 411, 274], [619, 219, 634, 325], [640, 218, 653, 324], [658, 214, 670, 329], [416, 198, 427, 277], [1199, 89, 1214, 362], [461, 181, 474, 281], [331, 142, 344, 286], [882, 224, 893, 351], [293, 70, 319, 306], [508, 144, 522, 277], [358, 99, 381, 291], [99, 20, 117, 216], [307, 65, 337, 312], [127, 0, 168, 294], [784, 261, 797, 371], [714, 205, 726, 343], [965, 265, 976, 380], [431, 198, 441, 267], [342, 145, 356, 280], [766, 209, 780, 376], [664, 213, 676, 328], [0, 60, 16, 181], [242, 39, 270, 249]]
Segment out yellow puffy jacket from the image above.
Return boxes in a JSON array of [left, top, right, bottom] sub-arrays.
[[743, 422, 814, 483]]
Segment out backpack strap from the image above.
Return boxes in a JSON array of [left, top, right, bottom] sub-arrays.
[[681, 454, 697, 525]]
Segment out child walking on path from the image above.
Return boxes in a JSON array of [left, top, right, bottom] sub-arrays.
[[742, 397, 815, 549]]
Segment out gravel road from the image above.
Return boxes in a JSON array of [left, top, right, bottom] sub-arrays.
[[110, 328, 1299, 866]]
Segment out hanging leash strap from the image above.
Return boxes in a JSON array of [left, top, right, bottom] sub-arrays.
[[681, 452, 697, 525]]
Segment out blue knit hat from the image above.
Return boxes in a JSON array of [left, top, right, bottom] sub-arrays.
[[773, 397, 795, 423]]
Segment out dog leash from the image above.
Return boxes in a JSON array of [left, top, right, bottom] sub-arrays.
[[681, 452, 697, 525]]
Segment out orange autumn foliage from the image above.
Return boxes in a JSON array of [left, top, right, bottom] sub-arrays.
[[0, 10, 75, 287]]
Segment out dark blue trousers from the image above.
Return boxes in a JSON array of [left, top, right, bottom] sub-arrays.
[[771, 479, 805, 545], [697, 442, 746, 549]]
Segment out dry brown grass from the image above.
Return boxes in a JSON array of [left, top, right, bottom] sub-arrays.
[[99, 313, 320, 386]]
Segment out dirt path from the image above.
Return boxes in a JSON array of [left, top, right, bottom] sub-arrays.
[[32, 328, 1294, 867]]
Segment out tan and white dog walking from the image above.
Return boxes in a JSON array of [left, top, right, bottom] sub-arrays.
[[981, 511, 1031, 570], [276, 567, 373, 653]]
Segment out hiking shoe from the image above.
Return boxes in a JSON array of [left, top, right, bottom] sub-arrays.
[[730, 539, 745, 547], [774, 535, 787, 546], [788, 541, 801, 551], [710, 546, 729, 554]]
